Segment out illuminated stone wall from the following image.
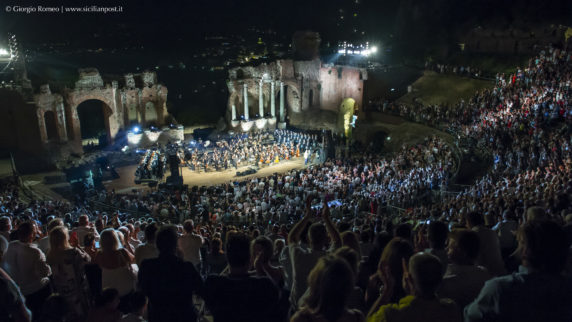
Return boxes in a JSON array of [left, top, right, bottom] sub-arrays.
[[226, 59, 366, 132], [1, 68, 171, 156]]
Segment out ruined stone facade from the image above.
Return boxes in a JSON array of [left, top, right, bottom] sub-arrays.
[[1, 68, 169, 157], [226, 59, 366, 132]]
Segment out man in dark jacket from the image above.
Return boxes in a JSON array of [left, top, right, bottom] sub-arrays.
[[138, 225, 203, 322]]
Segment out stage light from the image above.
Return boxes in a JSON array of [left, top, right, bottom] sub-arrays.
[[338, 49, 346, 54], [371, 46, 378, 53], [0, 48, 9, 56], [386, 136, 391, 141], [127, 132, 142, 145], [132, 126, 140, 133]]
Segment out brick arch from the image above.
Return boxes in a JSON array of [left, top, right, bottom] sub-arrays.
[[139, 98, 165, 126], [68, 96, 115, 147]]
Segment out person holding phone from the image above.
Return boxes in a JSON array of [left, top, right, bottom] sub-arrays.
[[288, 197, 342, 309]]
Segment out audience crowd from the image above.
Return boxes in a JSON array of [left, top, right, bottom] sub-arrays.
[[1, 47, 572, 322]]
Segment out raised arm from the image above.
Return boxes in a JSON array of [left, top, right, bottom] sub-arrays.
[[322, 201, 341, 249], [288, 198, 313, 244]]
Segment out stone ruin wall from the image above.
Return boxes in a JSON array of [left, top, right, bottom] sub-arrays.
[[226, 58, 366, 131], [30, 68, 170, 154]]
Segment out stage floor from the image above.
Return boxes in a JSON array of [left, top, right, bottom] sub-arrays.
[[104, 157, 306, 193]]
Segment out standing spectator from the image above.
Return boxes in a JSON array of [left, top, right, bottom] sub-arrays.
[[94, 229, 136, 301], [178, 220, 203, 270], [204, 231, 280, 322], [492, 210, 518, 259], [438, 229, 490, 310], [288, 200, 341, 308], [72, 215, 99, 245], [425, 221, 449, 271], [46, 226, 91, 321], [2, 222, 52, 319], [0, 216, 12, 240], [466, 212, 506, 276], [366, 238, 414, 309], [291, 254, 364, 322], [465, 220, 572, 322], [138, 225, 204, 322], [83, 233, 98, 261], [35, 218, 63, 256], [368, 253, 461, 322], [205, 237, 227, 275], [134, 223, 158, 267], [0, 234, 32, 322], [252, 236, 285, 287]]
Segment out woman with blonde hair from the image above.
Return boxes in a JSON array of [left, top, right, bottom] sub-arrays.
[[291, 254, 364, 322], [94, 228, 136, 308], [47, 226, 91, 321]]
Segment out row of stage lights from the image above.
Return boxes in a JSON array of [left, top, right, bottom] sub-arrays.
[[337, 41, 378, 57]]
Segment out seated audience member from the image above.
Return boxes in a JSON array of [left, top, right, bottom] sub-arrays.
[[292, 254, 365, 322], [368, 252, 461, 322], [121, 291, 148, 322], [134, 223, 158, 267], [138, 225, 203, 322], [3, 222, 52, 319], [86, 288, 122, 322], [465, 220, 572, 322], [466, 212, 506, 276], [204, 231, 280, 322], [438, 229, 490, 310]]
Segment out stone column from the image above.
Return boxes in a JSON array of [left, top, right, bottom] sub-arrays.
[[279, 81, 285, 122], [231, 104, 237, 120], [258, 80, 264, 117], [270, 81, 275, 117], [243, 83, 249, 120]]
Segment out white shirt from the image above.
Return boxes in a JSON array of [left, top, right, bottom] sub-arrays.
[[178, 233, 203, 266], [134, 242, 159, 267], [72, 226, 100, 244], [2, 240, 51, 295], [36, 236, 50, 256]]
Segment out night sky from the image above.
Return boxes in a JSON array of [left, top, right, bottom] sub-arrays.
[[1, 0, 570, 51]]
